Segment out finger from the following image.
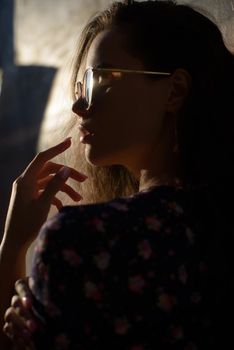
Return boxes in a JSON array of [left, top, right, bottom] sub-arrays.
[[38, 190, 63, 209], [3, 322, 32, 346], [5, 306, 37, 336], [38, 166, 73, 206], [15, 279, 32, 305], [11, 295, 32, 321], [37, 174, 54, 189], [4, 307, 26, 330], [38, 162, 88, 182], [38, 174, 83, 203], [49, 182, 83, 202], [3, 321, 14, 339], [22, 138, 72, 179], [11, 295, 21, 308], [37, 173, 86, 191], [51, 197, 63, 210], [14, 280, 39, 333], [61, 183, 83, 201]]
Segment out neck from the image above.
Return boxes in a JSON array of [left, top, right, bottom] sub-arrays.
[[137, 144, 181, 192], [125, 121, 181, 192]]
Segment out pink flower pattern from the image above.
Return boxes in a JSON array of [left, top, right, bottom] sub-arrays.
[[131, 346, 145, 350], [54, 333, 70, 349], [45, 301, 62, 318], [178, 264, 188, 284], [138, 239, 153, 260], [114, 317, 130, 335], [169, 325, 184, 340], [84, 281, 103, 301], [31, 185, 213, 348], [62, 249, 83, 266], [128, 275, 146, 293], [94, 251, 110, 270], [145, 215, 162, 231], [157, 293, 177, 312], [109, 202, 129, 211], [89, 217, 105, 232]]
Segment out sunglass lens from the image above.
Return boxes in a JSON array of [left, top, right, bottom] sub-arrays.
[[84, 69, 93, 108]]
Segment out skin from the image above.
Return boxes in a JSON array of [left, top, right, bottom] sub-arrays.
[[73, 27, 191, 190], [0, 138, 88, 348], [2, 26, 191, 347]]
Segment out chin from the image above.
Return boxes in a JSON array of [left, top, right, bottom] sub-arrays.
[[85, 147, 116, 167], [85, 147, 113, 166]]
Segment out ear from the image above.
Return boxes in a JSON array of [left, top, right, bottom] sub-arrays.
[[166, 68, 191, 114]]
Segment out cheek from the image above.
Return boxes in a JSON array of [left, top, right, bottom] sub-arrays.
[[98, 86, 165, 146], [127, 86, 166, 138], [122, 99, 164, 143], [135, 89, 166, 139], [105, 109, 159, 149]]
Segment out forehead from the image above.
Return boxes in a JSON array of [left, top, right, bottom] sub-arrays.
[[84, 27, 144, 71]]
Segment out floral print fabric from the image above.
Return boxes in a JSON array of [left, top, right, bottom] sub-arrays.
[[30, 186, 214, 349]]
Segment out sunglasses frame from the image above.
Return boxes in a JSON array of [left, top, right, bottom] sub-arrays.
[[76, 67, 172, 109]]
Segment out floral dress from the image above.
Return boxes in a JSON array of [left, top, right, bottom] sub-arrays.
[[30, 185, 215, 349]]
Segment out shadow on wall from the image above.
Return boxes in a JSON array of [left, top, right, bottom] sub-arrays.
[[0, 65, 57, 237], [0, 0, 57, 237]]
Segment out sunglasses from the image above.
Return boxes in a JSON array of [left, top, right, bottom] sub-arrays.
[[75, 67, 171, 110]]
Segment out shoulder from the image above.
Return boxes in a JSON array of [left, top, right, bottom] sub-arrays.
[[37, 186, 191, 246], [50, 184, 185, 220]]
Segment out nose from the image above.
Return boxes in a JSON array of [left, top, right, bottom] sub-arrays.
[[72, 97, 89, 118]]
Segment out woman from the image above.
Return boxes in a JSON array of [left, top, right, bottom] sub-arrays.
[[2, 0, 234, 348]]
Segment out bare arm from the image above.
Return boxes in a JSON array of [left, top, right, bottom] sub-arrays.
[[0, 137, 87, 348]]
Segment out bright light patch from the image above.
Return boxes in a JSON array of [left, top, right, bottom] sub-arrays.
[[112, 71, 122, 78]]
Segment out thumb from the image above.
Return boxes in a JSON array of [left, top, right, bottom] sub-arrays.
[[15, 278, 32, 307], [39, 166, 71, 204]]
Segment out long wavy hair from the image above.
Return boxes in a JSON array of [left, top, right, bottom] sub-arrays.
[[64, 0, 234, 204]]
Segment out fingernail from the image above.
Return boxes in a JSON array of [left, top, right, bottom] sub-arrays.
[[75, 193, 83, 201], [26, 320, 37, 332], [60, 137, 72, 147], [64, 137, 72, 142], [22, 297, 31, 308], [80, 174, 88, 181], [58, 166, 71, 179]]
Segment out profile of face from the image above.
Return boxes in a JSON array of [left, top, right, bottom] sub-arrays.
[[72, 26, 188, 176]]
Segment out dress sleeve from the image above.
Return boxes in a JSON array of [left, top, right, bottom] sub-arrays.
[[29, 199, 209, 350]]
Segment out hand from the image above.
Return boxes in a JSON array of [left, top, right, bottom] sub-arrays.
[[2, 137, 88, 251], [3, 278, 38, 349]]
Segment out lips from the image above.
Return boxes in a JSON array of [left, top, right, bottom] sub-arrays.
[[78, 124, 95, 137], [78, 124, 95, 144]]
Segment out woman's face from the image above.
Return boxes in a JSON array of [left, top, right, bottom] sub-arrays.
[[72, 27, 171, 175]]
